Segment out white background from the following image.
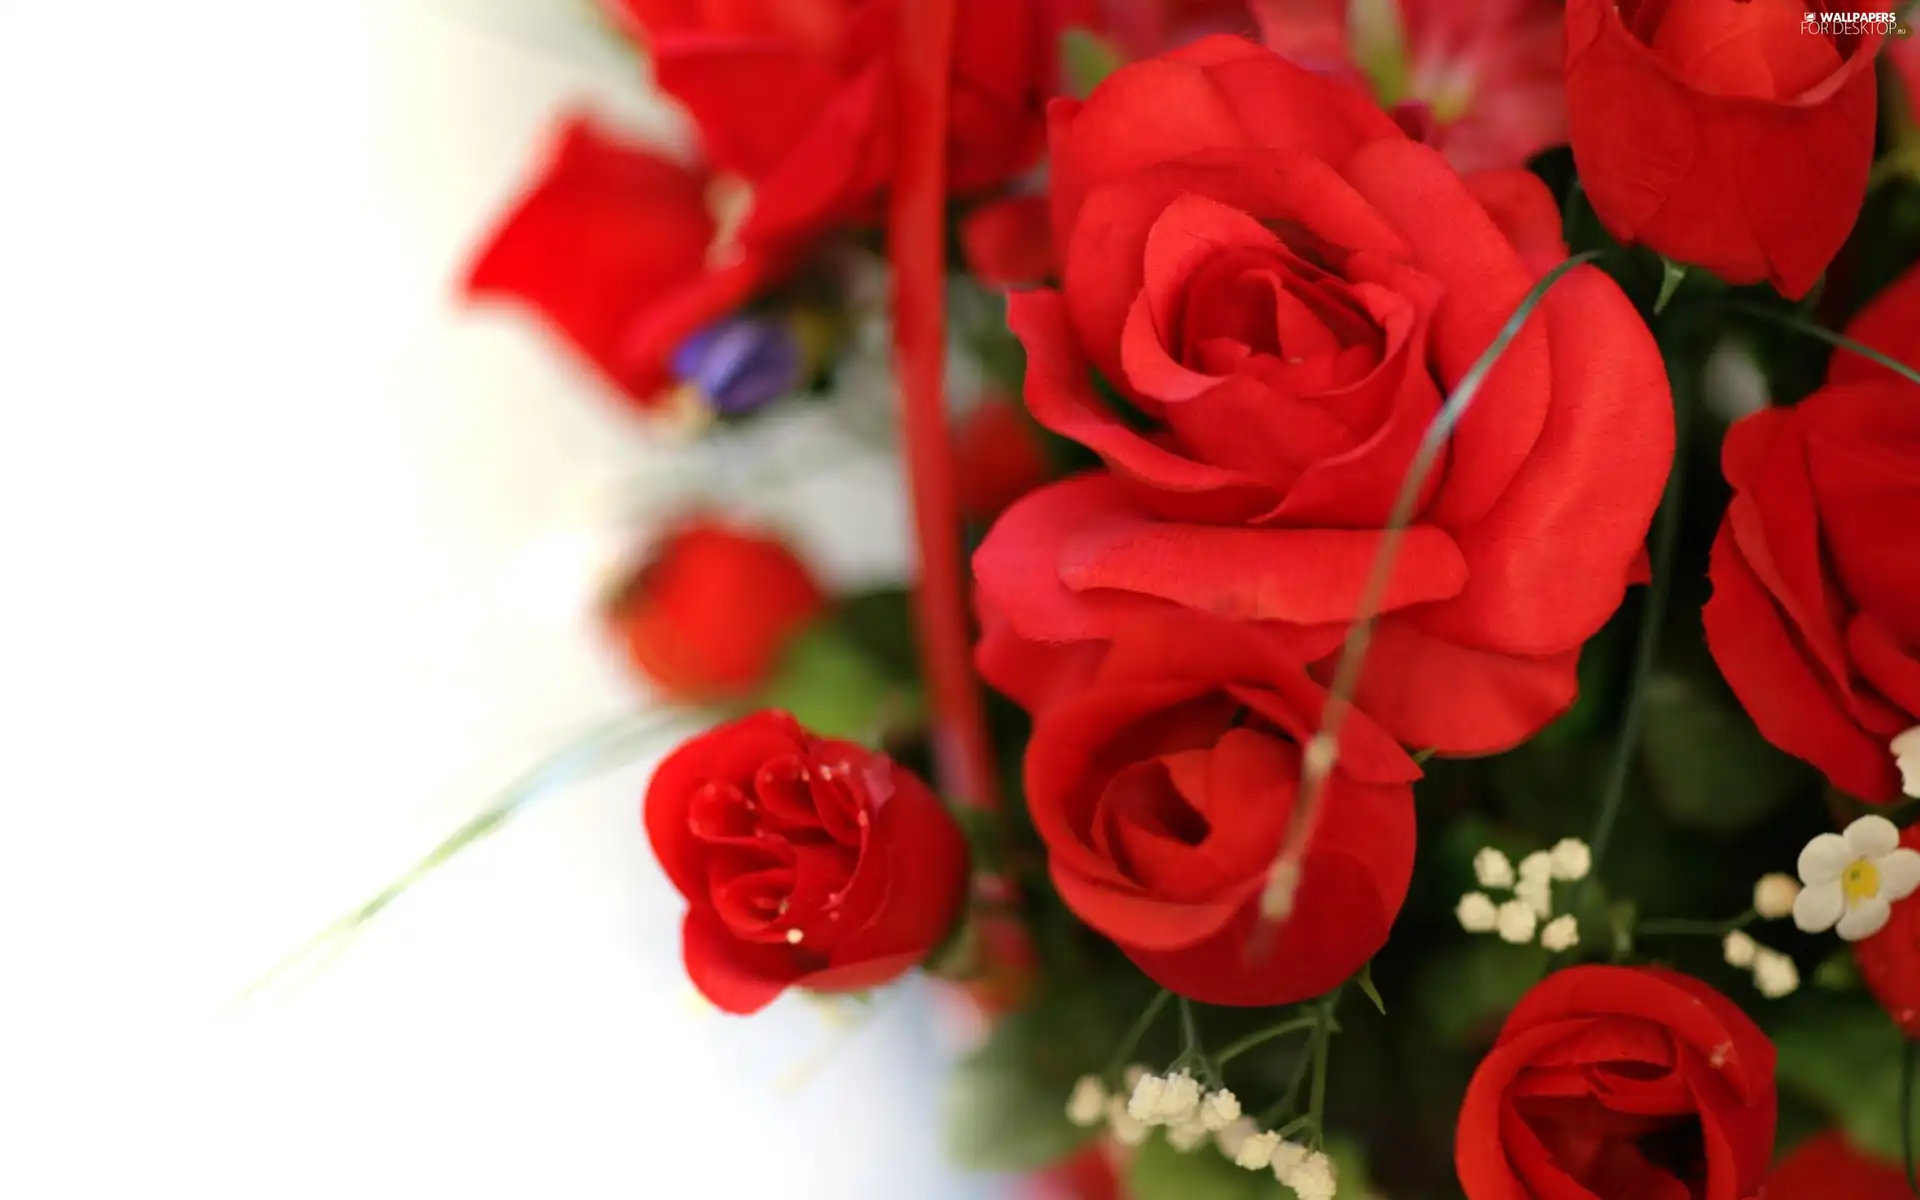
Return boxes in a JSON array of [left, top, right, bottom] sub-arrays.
[[0, 2, 1002, 1195]]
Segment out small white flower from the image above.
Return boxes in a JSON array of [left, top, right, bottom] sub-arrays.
[[1550, 838, 1593, 882], [1123, 1064, 1149, 1090], [1496, 898, 1538, 944], [1198, 1088, 1240, 1132], [1474, 847, 1515, 889], [1892, 726, 1920, 799], [1214, 1116, 1257, 1160], [1166, 1118, 1212, 1153], [1127, 1073, 1167, 1123], [1270, 1140, 1311, 1184], [1457, 891, 1499, 933], [1753, 873, 1801, 920], [1518, 850, 1554, 884], [1153, 1070, 1202, 1124], [1515, 874, 1554, 920], [1234, 1130, 1280, 1171], [1753, 949, 1800, 999], [1065, 1075, 1108, 1127], [1108, 1096, 1150, 1146], [1792, 815, 1920, 942], [1722, 930, 1758, 969], [1540, 914, 1580, 953], [1289, 1150, 1339, 1200]]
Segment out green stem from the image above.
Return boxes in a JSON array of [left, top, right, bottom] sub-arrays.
[[1307, 1011, 1333, 1150], [1106, 989, 1173, 1080], [1636, 911, 1756, 939], [226, 709, 696, 1009], [1175, 996, 1219, 1087], [1213, 1015, 1321, 1068], [1727, 302, 1920, 390]]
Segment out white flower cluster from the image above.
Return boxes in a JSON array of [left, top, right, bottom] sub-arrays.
[[1456, 839, 1588, 951], [1063, 1071, 1338, 1197], [1720, 929, 1799, 999]]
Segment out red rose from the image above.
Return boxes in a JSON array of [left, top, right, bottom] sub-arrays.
[[1564, 0, 1886, 299], [1024, 1144, 1124, 1200], [1456, 965, 1778, 1199], [1857, 818, 1920, 1035], [1703, 266, 1920, 804], [973, 38, 1673, 754], [953, 397, 1055, 522], [620, 0, 1100, 241], [1768, 1131, 1911, 1200], [644, 710, 969, 1013], [961, 195, 1058, 288], [464, 115, 787, 410], [603, 517, 825, 702], [1022, 614, 1418, 1006]]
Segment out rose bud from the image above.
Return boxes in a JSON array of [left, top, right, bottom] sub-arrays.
[[465, 114, 791, 412], [1703, 263, 1920, 803], [1564, 0, 1887, 299], [1456, 965, 1778, 1199], [1768, 1131, 1911, 1200], [644, 710, 970, 1013], [603, 518, 825, 703]]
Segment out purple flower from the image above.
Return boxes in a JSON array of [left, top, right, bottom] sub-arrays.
[[669, 316, 803, 416]]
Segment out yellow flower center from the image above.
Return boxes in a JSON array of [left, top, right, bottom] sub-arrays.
[[1843, 859, 1882, 904]]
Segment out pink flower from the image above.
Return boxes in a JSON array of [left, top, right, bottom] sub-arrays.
[[1254, 0, 1566, 172]]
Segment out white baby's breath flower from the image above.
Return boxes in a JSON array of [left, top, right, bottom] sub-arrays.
[[1518, 850, 1554, 884], [1474, 847, 1515, 890], [1792, 815, 1920, 942], [1234, 1131, 1280, 1171], [1213, 1116, 1256, 1160], [1540, 914, 1580, 953], [1270, 1140, 1311, 1184], [1550, 838, 1593, 882], [1108, 1096, 1150, 1146], [1496, 898, 1538, 944], [1065, 1075, 1108, 1128], [1516, 875, 1554, 920], [1289, 1149, 1339, 1200], [1753, 873, 1801, 920], [1166, 1118, 1212, 1153], [1198, 1088, 1240, 1132], [1457, 891, 1499, 933], [1722, 930, 1758, 970], [1153, 1070, 1202, 1124], [1753, 949, 1800, 999], [1892, 726, 1920, 799], [1127, 1073, 1167, 1123]]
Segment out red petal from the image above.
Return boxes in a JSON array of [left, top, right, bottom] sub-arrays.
[[681, 906, 806, 1014]]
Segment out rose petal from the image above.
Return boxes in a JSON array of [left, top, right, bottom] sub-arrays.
[[681, 906, 807, 1014]]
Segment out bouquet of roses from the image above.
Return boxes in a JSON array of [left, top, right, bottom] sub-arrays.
[[276, 0, 1920, 1195]]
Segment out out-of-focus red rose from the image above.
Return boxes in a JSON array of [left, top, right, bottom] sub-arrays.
[[1025, 1144, 1125, 1200], [1255, 0, 1567, 172], [1703, 264, 1920, 803], [1564, 0, 1886, 299], [1104, 0, 1256, 57], [973, 38, 1672, 755], [1456, 965, 1778, 1199], [465, 115, 787, 410], [953, 398, 1054, 522], [1769, 1131, 1911, 1199], [956, 908, 1040, 1017], [603, 517, 825, 702], [645, 710, 969, 1013], [612, 0, 1101, 241], [1857, 819, 1920, 1035], [961, 195, 1058, 288], [1018, 613, 1418, 1006]]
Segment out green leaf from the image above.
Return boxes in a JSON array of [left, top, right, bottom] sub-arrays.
[[1130, 1134, 1283, 1200], [1772, 995, 1917, 1161], [1812, 947, 1863, 992], [1655, 259, 1688, 314], [827, 588, 918, 680], [1356, 962, 1386, 1016], [756, 621, 918, 744], [1059, 29, 1124, 98], [1413, 938, 1551, 1046], [1639, 674, 1810, 835]]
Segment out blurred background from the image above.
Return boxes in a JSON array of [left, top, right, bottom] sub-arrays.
[[0, 2, 994, 1195]]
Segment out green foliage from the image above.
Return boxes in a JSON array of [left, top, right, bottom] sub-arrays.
[[758, 619, 920, 744], [945, 1006, 1098, 1172], [1412, 938, 1551, 1047], [1130, 1136, 1283, 1200], [1771, 995, 1917, 1161], [1639, 674, 1810, 836], [1059, 29, 1124, 99]]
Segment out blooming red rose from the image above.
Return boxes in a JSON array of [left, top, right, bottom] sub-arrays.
[[953, 396, 1055, 522], [1768, 1131, 1911, 1200], [973, 37, 1673, 755], [603, 517, 825, 702], [1104, 0, 1256, 56], [644, 710, 969, 1013], [465, 115, 788, 410], [1021, 613, 1418, 1006], [1564, 0, 1886, 299], [1703, 266, 1920, 804], [616, 0, 1100, 241], [1856, 818, 1920, 1035], [961, 195, 1058, 288], [1256, 0, 1567, 172], [1456, 965, 1778, 1199]]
